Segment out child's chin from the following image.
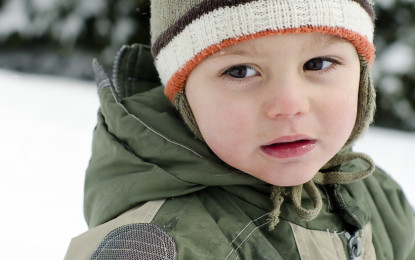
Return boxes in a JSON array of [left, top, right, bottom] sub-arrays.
[[264, 173, 316, 187]]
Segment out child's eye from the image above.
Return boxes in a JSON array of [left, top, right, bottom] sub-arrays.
[[224, 65, 259, 78], [303, 58, 338, 71]]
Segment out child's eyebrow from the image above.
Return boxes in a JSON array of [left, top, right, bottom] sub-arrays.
[[212, 42, 266, 59], [310, 34, 348, 49]]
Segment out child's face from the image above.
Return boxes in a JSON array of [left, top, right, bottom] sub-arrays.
[[185, 33, 360, 186]]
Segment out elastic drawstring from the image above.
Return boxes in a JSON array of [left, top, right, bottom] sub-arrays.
[[268, 152, 375, 230], [314, 152, 375, 184]]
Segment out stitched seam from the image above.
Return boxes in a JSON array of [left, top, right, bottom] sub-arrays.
[[112, 45, 128, 97], [149, 200, 165, 223], [141, 201, 160, 223], [362, 229, 369, 258], [234, 221, 269, 252], [227, 221, 270, 259], [97, 78, 111, 95], [141, 203, 154, 223], [328, 231, 343, 260], [107, 85, 204, 158], [290, 223, 304, 259], [298, 226, 311, 260], [230, 213, 269, 244], [362, 224, 373, 258], [224, 214, 269, 260]]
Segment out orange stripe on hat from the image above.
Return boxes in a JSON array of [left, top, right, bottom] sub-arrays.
[[164, 26, 375, 102]]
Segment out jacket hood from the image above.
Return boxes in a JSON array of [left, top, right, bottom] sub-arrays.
[[84, 45, 265, 227]]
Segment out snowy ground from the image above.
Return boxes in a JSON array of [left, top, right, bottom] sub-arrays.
[[1, 69, 414, 260]]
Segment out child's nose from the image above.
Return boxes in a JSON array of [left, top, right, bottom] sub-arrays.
[[264, 76, 311, 119]]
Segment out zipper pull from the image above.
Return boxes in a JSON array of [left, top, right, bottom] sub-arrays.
[[345, 231, 362, 260]]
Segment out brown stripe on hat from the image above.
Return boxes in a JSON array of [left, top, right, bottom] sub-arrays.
[[151, 0, 256, 57], [151, 0, 375, 58]]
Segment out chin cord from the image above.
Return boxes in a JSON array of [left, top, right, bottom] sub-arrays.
[[268, 152, 375, 230]]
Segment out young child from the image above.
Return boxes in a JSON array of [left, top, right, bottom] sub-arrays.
[[66, 0, 415, 259]]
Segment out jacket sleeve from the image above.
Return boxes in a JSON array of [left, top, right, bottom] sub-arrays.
[[408, 215, 415, 259], [363, 166, 415, 260]]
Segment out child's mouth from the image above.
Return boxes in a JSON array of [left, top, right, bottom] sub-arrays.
[[261, 139, 317, 159]]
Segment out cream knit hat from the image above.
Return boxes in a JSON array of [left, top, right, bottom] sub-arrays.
[[150, 0, 376, 102], [150, 0, 377, 147]]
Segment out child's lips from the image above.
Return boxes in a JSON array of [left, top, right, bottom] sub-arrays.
[[260, 136, 317, 159]]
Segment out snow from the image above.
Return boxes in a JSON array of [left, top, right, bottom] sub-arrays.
[[0, 69, 414, 259], [354, 127, 415, 203], [0, 69, 96, 260]]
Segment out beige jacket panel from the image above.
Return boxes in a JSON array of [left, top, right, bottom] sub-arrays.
[[290, 222, 376, 260], [64, 200, 165, 260]]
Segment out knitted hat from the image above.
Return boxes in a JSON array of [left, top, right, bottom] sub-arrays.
[[150, 0, 377, 147], [150, 0, 376, 102]]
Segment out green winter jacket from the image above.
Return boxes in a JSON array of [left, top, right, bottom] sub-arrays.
[[65, 44, 415, 260]]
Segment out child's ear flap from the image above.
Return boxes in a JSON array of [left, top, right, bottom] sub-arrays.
[[345, 59, 376, 148], [174, 91, 204, 141]]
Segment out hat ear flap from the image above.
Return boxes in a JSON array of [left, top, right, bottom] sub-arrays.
[[174, 91, 204, 141], [345, 59, 376, 148]]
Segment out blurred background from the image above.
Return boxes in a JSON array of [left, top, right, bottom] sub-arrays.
[[0, 0, 150, 79], [0, 0, 415, 130], [0, 0, 414, 259]]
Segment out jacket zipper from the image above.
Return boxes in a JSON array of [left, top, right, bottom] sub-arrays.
[[345, 230, 363, 260], [325, 184, 364, 259]]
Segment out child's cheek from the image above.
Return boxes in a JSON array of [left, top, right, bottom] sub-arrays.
[[202, 104, 254, 158], [211, 106, 251, 141], [322, 92, 358, 142]]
